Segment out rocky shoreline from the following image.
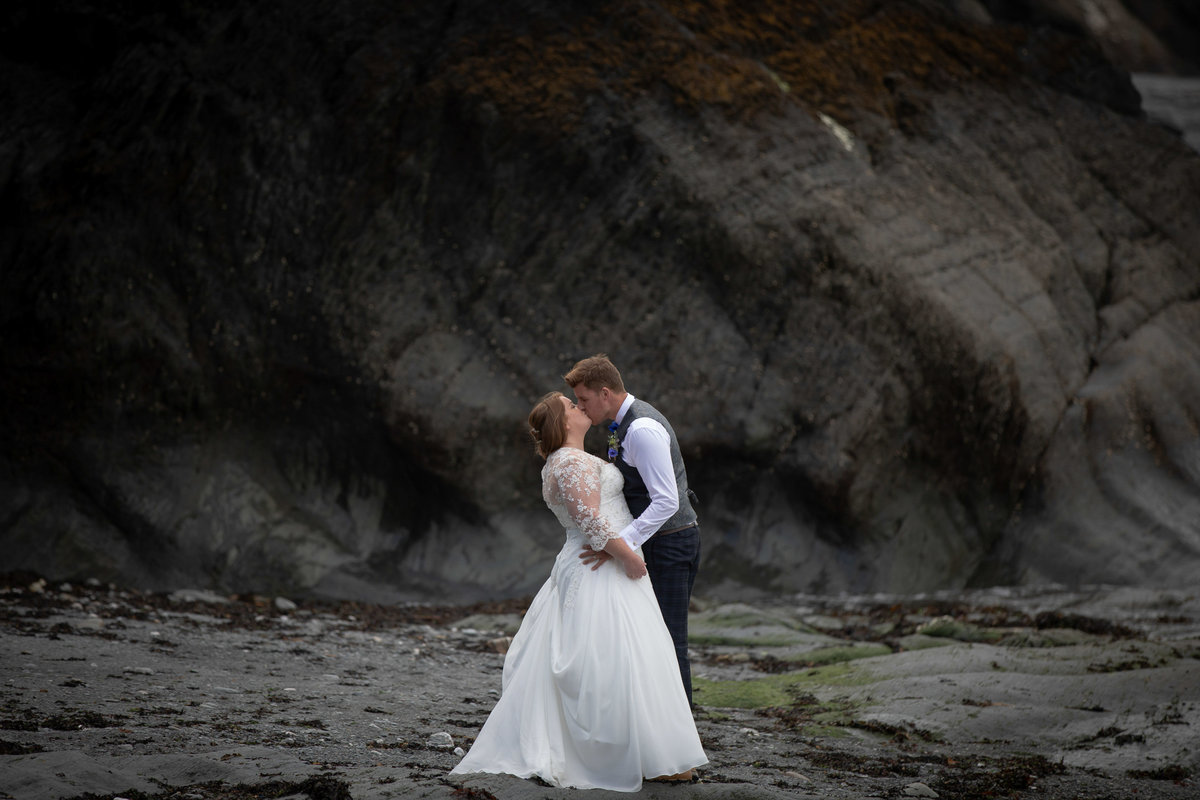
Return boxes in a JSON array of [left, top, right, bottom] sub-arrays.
[[1, 573, 1196, 799]]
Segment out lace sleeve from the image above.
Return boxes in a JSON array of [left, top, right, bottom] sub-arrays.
[[545, 450, 618, 551]]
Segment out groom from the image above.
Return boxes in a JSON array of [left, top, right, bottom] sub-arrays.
[[565, 354, 701, 704]]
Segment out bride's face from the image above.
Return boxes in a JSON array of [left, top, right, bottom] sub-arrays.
[[559, 395, 590, 433]]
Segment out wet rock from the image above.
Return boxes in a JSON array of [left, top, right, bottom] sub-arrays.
[[802, 615, 847, 632], [986, 0, 1199, 74], [451, 613, 524, 635], [427, 732, 454, 749], [713, 653, 752, 664], [897, 634, 958, 651], [917, 616, 1004, 643], [3, 582, 1198, 799], [169, 589, 230, 605]]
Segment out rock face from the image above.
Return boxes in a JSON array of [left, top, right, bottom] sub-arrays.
[[982, 0, 1200, 74], [1, 0, 1198, 602]]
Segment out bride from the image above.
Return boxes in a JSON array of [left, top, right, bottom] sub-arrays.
[[449, 391, 708, 791]]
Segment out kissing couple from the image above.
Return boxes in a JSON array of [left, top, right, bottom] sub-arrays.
[[450, 353, 706, 792]]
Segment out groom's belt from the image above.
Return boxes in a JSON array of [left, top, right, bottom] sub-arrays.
[[657, 521, 699, 535]]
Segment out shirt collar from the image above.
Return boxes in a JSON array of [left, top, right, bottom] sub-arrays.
[[613, 393, 635, 426]]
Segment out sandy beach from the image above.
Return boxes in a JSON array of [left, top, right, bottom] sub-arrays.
[[1, 575, 1196, 799]]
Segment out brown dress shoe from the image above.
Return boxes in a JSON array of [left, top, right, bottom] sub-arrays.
[[648, 769, 695, 783]]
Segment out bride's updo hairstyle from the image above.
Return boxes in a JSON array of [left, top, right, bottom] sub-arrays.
[[528, 391, 567, 459]]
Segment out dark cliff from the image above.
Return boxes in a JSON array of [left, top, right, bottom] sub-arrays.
[[2, 0, 1198, 601]]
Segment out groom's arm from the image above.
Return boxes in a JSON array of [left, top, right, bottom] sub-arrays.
[[615, 420, 679, 549], [579, 419, 678, 569]]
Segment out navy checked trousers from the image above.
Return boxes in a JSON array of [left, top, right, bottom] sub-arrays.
[[641, 525, 701, 705]]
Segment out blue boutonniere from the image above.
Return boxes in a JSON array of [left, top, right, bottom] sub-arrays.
[[606, 421, 620, 461]]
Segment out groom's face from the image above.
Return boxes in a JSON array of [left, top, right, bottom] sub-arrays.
[[572, 384, 611, 426]]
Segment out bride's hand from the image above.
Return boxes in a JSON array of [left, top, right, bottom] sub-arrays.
[[595, 537, 643, 578], [621, 554, 647, 580]]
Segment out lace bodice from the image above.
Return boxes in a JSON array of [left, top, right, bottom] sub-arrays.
[[541, 447, 631, 551]]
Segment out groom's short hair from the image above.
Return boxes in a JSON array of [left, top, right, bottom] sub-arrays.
[[564, 354, 625, 394]]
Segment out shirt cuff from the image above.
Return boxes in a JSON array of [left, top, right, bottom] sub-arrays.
[[618, 523, 650, 550]]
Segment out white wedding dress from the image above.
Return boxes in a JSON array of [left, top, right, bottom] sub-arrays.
[[449, 446, 707, 791]]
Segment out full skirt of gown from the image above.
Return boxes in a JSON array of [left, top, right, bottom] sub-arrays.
[[449, 460, 707, 791]]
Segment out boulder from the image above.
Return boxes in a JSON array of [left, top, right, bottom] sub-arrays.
[[1, 0, 1197, 600]]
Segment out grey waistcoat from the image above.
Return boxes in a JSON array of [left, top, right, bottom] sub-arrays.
[[613, 398, 698, 533]]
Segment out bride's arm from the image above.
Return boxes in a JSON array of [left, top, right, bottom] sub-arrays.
[[552, 452, 645, 580], [600, 536, 646, 580]]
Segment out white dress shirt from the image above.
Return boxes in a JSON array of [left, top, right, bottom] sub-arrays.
[[612, 394, 680, 549]]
